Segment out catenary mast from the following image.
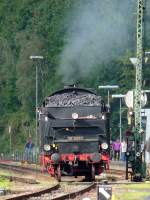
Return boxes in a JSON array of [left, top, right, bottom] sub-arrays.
[[132, 0, 145, 180], [134, 0, 144, 135]]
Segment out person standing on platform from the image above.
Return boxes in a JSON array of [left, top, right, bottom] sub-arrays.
[[121, 140, 127, 161], [112, 139, 121, 161], [24, 137, 34, 163]]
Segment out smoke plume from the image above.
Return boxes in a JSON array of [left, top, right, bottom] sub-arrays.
[[59, 0, 136, 84]]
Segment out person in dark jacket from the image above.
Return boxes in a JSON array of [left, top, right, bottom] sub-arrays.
[[24, 138, 34, 162]]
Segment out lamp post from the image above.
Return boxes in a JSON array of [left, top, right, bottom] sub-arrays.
[[98, 85, 119, 108], [112, 94, 125, 143], [30, 55, 43, 164], [8, 125, 12, 160]]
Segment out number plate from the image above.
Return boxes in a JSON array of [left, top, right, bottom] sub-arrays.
[[67, 136, 84, 141]]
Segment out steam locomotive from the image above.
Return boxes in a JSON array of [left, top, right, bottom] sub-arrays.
[[39, 85, 110, 181]]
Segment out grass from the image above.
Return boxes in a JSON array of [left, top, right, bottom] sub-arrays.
[[0, 176, 10, 189], [122, 183, 150, 190], [0, 169, 15, 190], [113, 192, 150, 200], [113, 183, 150, 200]]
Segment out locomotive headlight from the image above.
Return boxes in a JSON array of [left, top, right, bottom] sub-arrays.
[[72, 113, 79, 119], [44, 144, 51, 151], [101, 143, 108, 150], [136, 152, 141, 157]]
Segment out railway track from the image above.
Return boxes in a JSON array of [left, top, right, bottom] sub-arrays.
[[0, 160, 130, 199], [0, 161, 96, 200], [0, 160, 127, 173], [29, 183, 95, 200], [0, 160, 127, 183], [108, 168, 127, 177], [2, 182, 95, 200], [0, 161, 40, 174]]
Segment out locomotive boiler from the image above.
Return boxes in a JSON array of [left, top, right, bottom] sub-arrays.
[[39, 85, 110, 181]]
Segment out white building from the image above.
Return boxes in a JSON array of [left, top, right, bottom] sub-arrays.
[[141, 109, 150, 164]]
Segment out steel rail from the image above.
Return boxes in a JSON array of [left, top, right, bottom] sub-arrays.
[[4, 184, 60, 200], [51, 183, 95, 200]]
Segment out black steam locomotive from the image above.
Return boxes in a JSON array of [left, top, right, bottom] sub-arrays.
[[39, 85, 110, 181]]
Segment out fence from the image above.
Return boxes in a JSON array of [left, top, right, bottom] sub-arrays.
[[0, 150, 39, 164]]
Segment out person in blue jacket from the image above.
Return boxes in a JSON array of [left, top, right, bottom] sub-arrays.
[[24, 137, 34, 162]]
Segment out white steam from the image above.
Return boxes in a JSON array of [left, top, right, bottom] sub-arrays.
[[59, 0, 136, 84]]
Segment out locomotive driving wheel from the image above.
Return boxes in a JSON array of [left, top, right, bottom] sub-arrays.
[[55, 165, 61, 182]]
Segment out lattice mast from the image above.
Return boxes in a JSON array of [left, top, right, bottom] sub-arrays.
[[134, 0, 144, 135]]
